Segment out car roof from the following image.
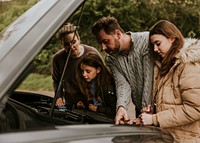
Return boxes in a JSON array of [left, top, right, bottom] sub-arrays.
[[0, 0, 85, 102]]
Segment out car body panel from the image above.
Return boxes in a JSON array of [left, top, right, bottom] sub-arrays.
[[0, 124, 172, 143]]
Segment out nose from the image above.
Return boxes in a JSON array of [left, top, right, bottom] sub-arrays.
[[71, 44, 76, 50], [101, 43, 107, 51], [82, 71, 87, 78], [154, 45, 159, 52]]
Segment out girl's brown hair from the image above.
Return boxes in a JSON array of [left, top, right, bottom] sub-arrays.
[[76, 52, 113, 101], [149, 20, 184, 76]]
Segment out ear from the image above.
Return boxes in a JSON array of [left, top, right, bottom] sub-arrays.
[[97, 67, 101, 73], [114, 29, 122, 39], [169, 37, 175, 43]]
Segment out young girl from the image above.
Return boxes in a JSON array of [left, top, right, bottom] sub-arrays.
[[76, 52, 117, 118]]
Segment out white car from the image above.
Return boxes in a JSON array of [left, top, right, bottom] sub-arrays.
[[0, 0, 173, 142]]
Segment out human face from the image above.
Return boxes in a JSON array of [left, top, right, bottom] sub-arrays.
[[61, 33, 80, 57], [150, 34, 174, 58], [96, 29, 120, 55], [80, 63, 101, 82]]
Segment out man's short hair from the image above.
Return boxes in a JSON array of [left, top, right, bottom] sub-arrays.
[[56, 23, 79, 40], [92, 16, 124, 36]]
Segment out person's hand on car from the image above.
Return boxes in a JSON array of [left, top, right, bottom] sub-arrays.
[[56, 97, 65, 106], [135, 105, 153, 125], [115, 106, 130, 125], [139, 113, 153, 125], [141, 104, 153, 113]]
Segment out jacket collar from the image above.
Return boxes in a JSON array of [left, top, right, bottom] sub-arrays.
[[176, 38, 200, 63]]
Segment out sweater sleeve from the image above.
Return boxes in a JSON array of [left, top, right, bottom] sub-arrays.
[[106, 56, 131, 110], [52, 55, 61, 96], [51, 52, 65, 98], [136, 31, 153, 108], [142, 48, 154, 107]]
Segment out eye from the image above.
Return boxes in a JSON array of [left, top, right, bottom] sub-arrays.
[[102, 40, 109, 45], [104, 40, 109, 44], [71, 40, 76, 45], [155, 41, 160, 46], [86, 70, 91, 74]]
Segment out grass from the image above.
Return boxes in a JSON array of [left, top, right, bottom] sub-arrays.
[[18, 73, 54, 91]]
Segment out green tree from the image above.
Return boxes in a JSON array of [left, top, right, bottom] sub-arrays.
[[1, 0, 200, 74], [0, 0, 39, 32]]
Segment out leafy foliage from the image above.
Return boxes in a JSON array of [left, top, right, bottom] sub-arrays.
[[1, 0, 200, 75], [18, 73, 53, 91]]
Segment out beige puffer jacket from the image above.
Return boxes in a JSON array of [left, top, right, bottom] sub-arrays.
[[153, 38, 200, 143]]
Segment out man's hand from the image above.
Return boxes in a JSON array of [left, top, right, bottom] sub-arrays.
[[115, 106, 130, 125], [55, 97, 65, 106], [131, 117, 143, 125]]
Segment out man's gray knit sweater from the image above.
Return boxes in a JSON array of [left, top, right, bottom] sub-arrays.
[[106, 31, 154, 111]]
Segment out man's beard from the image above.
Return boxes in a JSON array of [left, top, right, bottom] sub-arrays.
[[113, 38, 121, 54], [106, 38, 121, 55]]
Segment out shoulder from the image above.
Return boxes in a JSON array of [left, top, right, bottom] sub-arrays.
[[129, 31, 149, 41], [82, 44, 98, 52], [128, 31, 150, 54], [105, 54, 119, 65], [177, 38, 200, 63], [53, 49, 66, 60], [82, 44, 102, 57]]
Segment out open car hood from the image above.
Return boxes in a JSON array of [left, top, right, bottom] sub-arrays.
[[0, 124, 173, 143], [0, 0, 85, 104]]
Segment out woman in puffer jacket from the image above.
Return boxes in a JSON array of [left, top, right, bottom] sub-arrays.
[[140, 20, 200, 143]]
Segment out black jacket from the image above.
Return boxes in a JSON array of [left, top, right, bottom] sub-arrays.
[[96, 78, 117, 118]]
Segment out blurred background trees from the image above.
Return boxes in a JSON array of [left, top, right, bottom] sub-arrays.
[[1, 0, 200, 75]]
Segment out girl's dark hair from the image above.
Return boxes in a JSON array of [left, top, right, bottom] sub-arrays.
[[76, 52, 113, 101], [149, 20, 184, 76]]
